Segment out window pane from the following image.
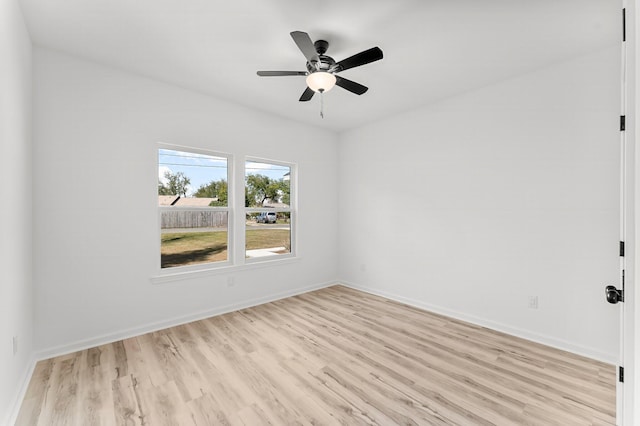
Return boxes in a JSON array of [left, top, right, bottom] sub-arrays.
[[160, 210, 228, 268], [245, 160, 293, 259], [159, 149, 228, 206], [246, 212, 291, 258], [159, 148, 229, 270], [245, 161, 290, 208]]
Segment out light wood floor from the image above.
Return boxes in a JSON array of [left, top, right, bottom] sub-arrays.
[[16, 285, 615, 425]]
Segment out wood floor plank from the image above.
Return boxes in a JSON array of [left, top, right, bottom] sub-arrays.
[[14, 359, 54, 426], [16, 285, 616, 425], [46, 352, 84, 426], [186, 392, 232, 426], [111, 375, 143, 426], [77, 345, 116, 425]]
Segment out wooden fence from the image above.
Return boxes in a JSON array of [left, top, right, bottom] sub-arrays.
[[161, 210, 228, 229]]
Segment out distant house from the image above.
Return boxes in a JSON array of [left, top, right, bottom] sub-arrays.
[[174, 197, 218, 207], [158, 195, 179, 206], [158, 196, 218, 207]]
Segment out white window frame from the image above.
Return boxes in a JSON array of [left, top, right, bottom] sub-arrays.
[[244, 157, 296, 263], [157, 143, 233, 274]]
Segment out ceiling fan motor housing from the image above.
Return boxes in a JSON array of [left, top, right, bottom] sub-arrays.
[[304, 40, 336, 73], [314, 39, 329, 55], [307, 55, 335, 73]]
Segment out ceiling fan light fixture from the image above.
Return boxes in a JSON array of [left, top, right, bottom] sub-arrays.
[[306, 71, 336, 93]]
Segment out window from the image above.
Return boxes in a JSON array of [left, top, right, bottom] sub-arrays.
[[245, 160, 294, 260], [158, 147, 230, 270], [156, 148, 296, 277]]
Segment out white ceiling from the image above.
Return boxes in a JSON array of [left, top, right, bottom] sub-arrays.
[[19, 0, 619, 132]]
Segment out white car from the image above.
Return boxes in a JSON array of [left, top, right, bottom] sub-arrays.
[[256, 212, 277, 224]]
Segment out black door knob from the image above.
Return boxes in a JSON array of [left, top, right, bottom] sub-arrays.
[[605, 285, 622, 304]]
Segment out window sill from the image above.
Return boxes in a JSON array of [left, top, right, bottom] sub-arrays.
[[150, 255, 300, 285]]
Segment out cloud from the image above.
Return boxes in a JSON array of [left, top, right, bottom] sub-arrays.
[[158, 166, 172, 184], [245, 161, 290, 176]]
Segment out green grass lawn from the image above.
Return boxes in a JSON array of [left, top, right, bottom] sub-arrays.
[[246, 229, 290, 250], [161, 229, 290, 268]]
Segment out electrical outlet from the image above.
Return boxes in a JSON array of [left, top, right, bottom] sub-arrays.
[[227, 276, 235, 287], [12, 336, 18, 356], [528, 296, 539, 309]]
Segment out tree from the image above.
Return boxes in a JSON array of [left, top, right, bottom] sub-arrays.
[[158, 180, 172, 195], [245, 174, 290, 207], [158, 170, 190, 196], [194, 179, 228, 206], [280, 179, 290, 206]]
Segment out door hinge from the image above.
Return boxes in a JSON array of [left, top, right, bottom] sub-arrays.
[[619, 366, 624, 383], [620, 116, 626, 131], [620, 241, 625, 256], [623, 8, 626, 42]]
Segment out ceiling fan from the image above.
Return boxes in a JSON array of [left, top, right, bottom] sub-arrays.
[[257, 31, 383, 103]]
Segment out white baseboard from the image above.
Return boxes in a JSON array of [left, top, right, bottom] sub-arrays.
[[35, 280, 338, 361], [5, 354, 37, 426], [339, 281, 617, 365]]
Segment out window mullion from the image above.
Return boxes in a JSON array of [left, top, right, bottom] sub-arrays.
[[234, 155, 247, 265]]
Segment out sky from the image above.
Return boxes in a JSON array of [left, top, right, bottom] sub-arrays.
[[158, 149, 290, 196]]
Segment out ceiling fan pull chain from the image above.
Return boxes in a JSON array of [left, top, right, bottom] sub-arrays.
[[320, 89, 325, 118]]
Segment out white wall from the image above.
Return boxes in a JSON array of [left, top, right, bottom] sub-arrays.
[[338, 47, 621, 363], [32, 48, 338, 354], [0, 0, 33, 423]]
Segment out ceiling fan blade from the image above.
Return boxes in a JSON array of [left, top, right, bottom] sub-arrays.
[[335, 76, 368, 95], [299, 87, 315, 102], [257, 71, 307, 77], [335, 47, 383, 72], [290, 31, 320, 65]]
